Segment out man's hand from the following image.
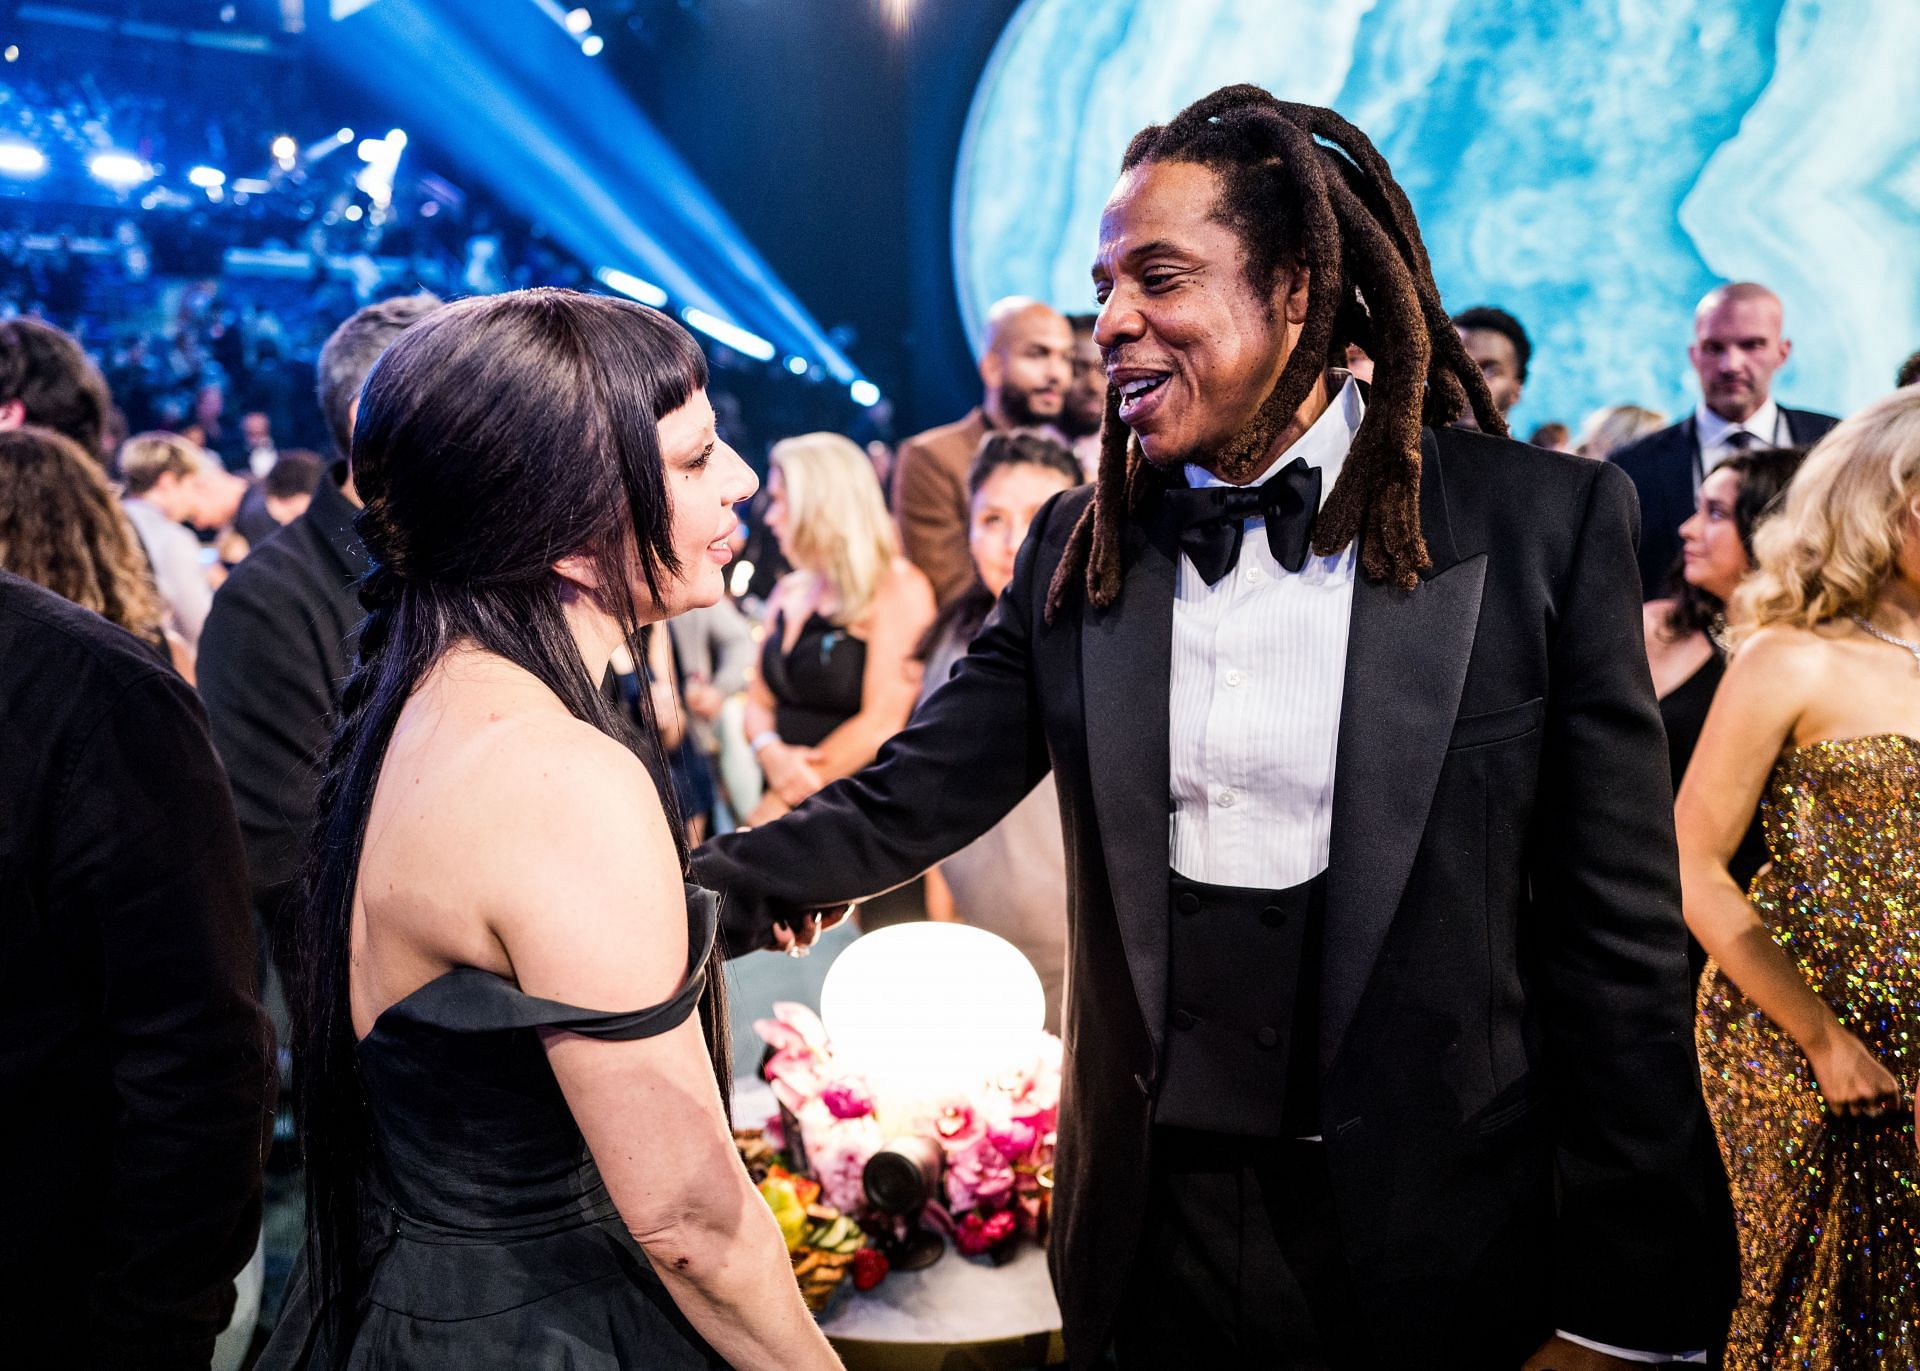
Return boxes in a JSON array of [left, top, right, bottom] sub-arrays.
[[769, 905, 854, 954], [1521, 1336, 1642, 1371]]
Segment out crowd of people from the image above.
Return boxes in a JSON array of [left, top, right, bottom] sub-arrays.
[[2, 76, 1919, 1371]]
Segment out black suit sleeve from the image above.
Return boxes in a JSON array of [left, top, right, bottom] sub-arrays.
[[198, 572, 335, 940], [52, 672, 275, 1368], [695, 495, 1063, 954], [1534, 460, 1731, 1348]]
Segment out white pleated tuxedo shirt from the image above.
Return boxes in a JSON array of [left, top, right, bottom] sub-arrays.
[[1168, 375, 1361, 891], [1164, 376, 1702, 1365]]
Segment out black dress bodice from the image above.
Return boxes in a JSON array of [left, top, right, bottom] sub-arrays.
[[760, 609, 866, 748], [258, 885, 728, 1370]]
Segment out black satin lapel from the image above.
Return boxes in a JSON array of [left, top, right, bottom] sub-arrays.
[[1081, 512, 1176, 1060], [1321, 550, 1488, 1074]]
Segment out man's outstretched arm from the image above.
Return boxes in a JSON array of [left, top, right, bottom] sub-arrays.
[[698, 492, 1074, 955]]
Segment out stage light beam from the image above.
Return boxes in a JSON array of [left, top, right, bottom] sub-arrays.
[[681, 308, 776, 362], [850, 379, 882, 407], [565, 8, 592, 34], [581, 34, 604, 56], [594, 266, 669, 307]]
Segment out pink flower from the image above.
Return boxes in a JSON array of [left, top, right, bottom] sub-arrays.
[[820, 1078, 874, 1120], [930, 1099, 982, 1150], [803, 1113, 883, 1213], [945, 1134, 1015, 1212], [987, 1115, 1039, 1163]]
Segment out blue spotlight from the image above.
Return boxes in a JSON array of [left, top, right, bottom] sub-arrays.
[[850, 380, 882, 407], [595, 266, 668, 307], [89, 152, 153, 187], [187, 165, 226, 189], [681, 308, 776, 362], [785, 356, 810, 376], [0, 142, 47, 177]]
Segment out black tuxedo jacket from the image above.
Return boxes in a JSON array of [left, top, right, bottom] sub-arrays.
[[1611, 405, 1839, 599], [696, 425, 1732, 1365]]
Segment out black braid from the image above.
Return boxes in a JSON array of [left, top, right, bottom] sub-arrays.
[[1047, 84, 1501, 619]]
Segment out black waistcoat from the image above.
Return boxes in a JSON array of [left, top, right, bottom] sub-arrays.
[[1154, 869, 1326, 1137]]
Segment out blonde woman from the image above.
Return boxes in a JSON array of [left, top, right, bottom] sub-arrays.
[[744, 434, 934, 915], [1575, 403, 1665, 460], [1680, 387, 1920, 1366]]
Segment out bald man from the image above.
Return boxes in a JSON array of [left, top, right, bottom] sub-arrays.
[[893, 297, 1074, 603], [1611, 283, 1838, 598]]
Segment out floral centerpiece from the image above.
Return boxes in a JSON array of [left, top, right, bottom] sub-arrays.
[[739, 924, 1063, 1306]]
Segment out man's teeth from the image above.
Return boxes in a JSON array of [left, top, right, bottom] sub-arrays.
[[1118, 376, 1165, 400]]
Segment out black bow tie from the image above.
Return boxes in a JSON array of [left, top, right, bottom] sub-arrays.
[[1163, 458, 1322, 585]]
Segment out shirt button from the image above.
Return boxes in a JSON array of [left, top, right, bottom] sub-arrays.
[[1262, 905, 1285, 928], [1173, 1009, 1198, 1031], [1257, 1027, 1280, 1049], [1176, 891, 1201, 915], [1243, 566, 1264, 584], [1217, 788, 1237, 808], [1225, 669, 1243, 688]]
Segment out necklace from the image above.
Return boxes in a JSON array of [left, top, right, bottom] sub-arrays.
[[1852, 615, 1920, 672]]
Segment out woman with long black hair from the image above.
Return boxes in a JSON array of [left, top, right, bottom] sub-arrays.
[[261, 290, 842, 1370]]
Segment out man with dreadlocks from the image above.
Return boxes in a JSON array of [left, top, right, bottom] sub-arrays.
[[698, 85, 1731, 1368]]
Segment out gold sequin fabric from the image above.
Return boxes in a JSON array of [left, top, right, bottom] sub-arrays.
[[1698, 734, 1920, 1368]]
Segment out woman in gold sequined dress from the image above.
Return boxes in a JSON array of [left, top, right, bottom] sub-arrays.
[[1679, 387, 1920, 1369]]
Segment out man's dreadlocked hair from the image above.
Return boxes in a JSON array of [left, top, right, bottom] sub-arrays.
[[1046, 85, 1504, 620]]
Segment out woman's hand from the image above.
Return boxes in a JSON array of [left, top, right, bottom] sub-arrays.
[[758, 740, 825, 807], [1807, 1029, 1901, 1116], [684, 679, 726, 721]]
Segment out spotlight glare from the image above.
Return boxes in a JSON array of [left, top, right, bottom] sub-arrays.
[[337, 127, 354, 142], [389, 129, 408, 149], [232, 177, 271, 194], [594, 266, 668, 307], [344, 204, 364, 221], [0, 142, 47, 177], [187, 165, 226, 188], [270, 134, 296, 160], [785, 355, 809, 376], [681, 308, 776, 362], [564, 8, 593, 35], [581, 34, 605, 57], [3, 46, 18, 63], [89, 152, 152, 187], [850, 379, 882, 407]]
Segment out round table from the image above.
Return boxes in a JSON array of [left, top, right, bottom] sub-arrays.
[[819, 1240, 1064, 1371]]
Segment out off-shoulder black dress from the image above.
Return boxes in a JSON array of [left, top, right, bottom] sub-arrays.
[[259, 885, 729, 1369]]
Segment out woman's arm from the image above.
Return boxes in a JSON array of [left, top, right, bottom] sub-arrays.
[[487, 731, 841, 1371], [1677, 629, 1897, 1114], [808, 560, 937, 782]]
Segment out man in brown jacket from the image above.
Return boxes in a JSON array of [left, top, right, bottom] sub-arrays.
[[892, 296, 1074, 603]]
